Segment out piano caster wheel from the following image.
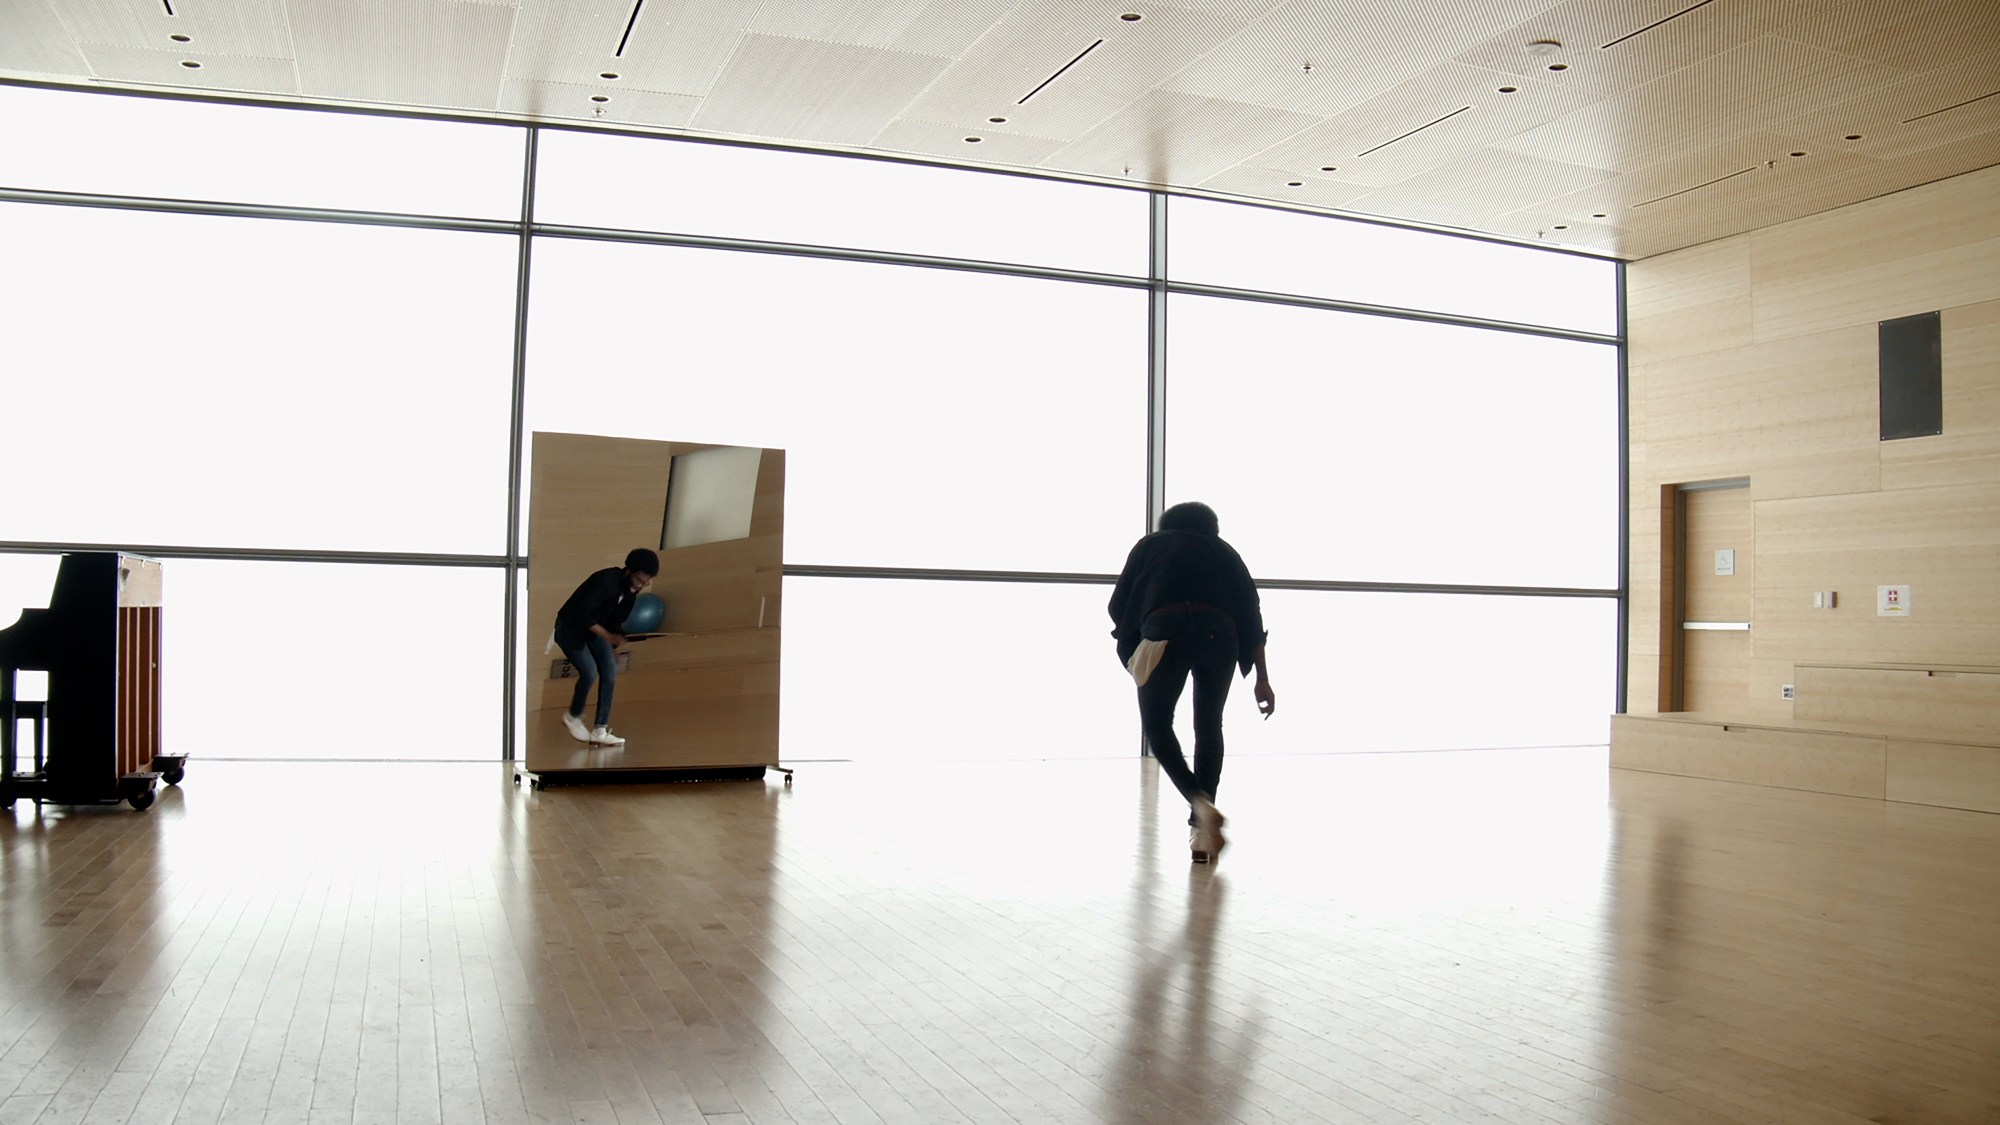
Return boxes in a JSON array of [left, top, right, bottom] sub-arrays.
[[161, 766, 185, 786], [128, 787, 156, 811]]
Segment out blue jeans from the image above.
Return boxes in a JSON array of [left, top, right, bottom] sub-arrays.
[[556, 629, 616, 726]]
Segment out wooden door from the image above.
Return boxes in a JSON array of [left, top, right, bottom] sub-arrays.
[[1664, 480, 1752, 713]]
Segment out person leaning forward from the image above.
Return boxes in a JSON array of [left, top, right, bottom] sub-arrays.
[[553, 547, 659, 747], [1108, 502, 1275, 863]]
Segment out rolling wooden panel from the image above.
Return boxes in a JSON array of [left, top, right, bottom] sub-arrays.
[[523, 433, 786, 783]]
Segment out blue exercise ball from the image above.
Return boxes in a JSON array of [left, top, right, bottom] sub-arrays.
[[623, 593, 666, 633]]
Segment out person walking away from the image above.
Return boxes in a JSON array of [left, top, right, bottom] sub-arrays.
[[1108, 503, 1274, 862]]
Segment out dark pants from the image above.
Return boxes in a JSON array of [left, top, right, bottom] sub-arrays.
[[1135, 609, 1237, 813], [556, 628, 616, 727]]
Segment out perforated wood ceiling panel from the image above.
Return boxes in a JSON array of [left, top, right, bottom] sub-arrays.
[[4, 0, 1995, 260]]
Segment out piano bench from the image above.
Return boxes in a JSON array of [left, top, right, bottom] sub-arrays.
[[7, 700, 47, 775]]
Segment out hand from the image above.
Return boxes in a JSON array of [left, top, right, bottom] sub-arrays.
[[1254, 681, 1275, 719], [609, 632, 629, 652]]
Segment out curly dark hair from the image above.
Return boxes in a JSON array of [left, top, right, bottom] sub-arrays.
[[624, 548, 661, 576], [1157, 501, 1220, 536]]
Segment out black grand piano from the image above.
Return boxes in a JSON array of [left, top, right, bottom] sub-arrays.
[[1, 552, 185, 811]]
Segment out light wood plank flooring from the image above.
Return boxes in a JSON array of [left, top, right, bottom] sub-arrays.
[[3, 748, 1997, 1124]]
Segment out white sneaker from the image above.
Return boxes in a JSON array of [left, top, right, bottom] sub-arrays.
[[561, 711, 590, 742], [589, 725, 625, 746]]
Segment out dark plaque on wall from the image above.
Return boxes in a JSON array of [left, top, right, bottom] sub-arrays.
[[1879, 310, 1942, 441]]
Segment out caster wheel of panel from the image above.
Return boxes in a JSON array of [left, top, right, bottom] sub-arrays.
[[128, 787, 156, 811], [162, 767, 184, 786]]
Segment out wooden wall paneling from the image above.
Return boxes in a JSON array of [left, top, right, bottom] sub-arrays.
[[1749, 165, 2000, 343], [1753, 482, 2000, 665], [1886, 738, 2000, 814], [1624, 236, 1755, 363], [1619, 167, 2000, 808], [1645, 485, 1674, 714], [1610, 715, 1887, 799], [1747, 656, 1796, 721], [1881, 298, 2000, 491], [1641, 329, 1882, 501], [1627, 509, 1662, 647], [1794, 664, 2000, 733]]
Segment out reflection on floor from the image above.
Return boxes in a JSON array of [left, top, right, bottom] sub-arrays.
[[3, 748, 1997, 1123]]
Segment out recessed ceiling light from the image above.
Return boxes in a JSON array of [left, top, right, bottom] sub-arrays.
[[180, 60, 201, 68], [1320, 165, 1337, 172], [169, 34, 191, 43], [1591, 212, 1607, 218], [1526, 39, 1563, 55], [1789, 150, 1806, 157], [590, 95, 609, 103], [965, 136, 982, 143], [600, 72, 620, 80], [989, 116, 1006, 123], [1286, 181, 1303, 187], [1547, 63, 1568, 71], [1498, 86, 1518, 94], [1845, 134, 1862, 141], [1120, 12, 1142, 20], [1553, 224, 1569, 230]]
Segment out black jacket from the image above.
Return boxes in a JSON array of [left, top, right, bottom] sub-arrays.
[[555, 566, 636, 639], [1107, 530, 1267, 675]]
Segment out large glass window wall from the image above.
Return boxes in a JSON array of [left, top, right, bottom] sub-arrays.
[[0, 83, 1624, 764], [1165, 295, 1619, 589], [522, 239, 1146, 571], [0, 203, 518, 554]]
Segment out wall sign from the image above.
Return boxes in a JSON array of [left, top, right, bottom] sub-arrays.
[[1877, 585, 1912, 617]]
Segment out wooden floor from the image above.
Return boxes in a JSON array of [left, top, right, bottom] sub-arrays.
[[3, 748, 1997, 1124]]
